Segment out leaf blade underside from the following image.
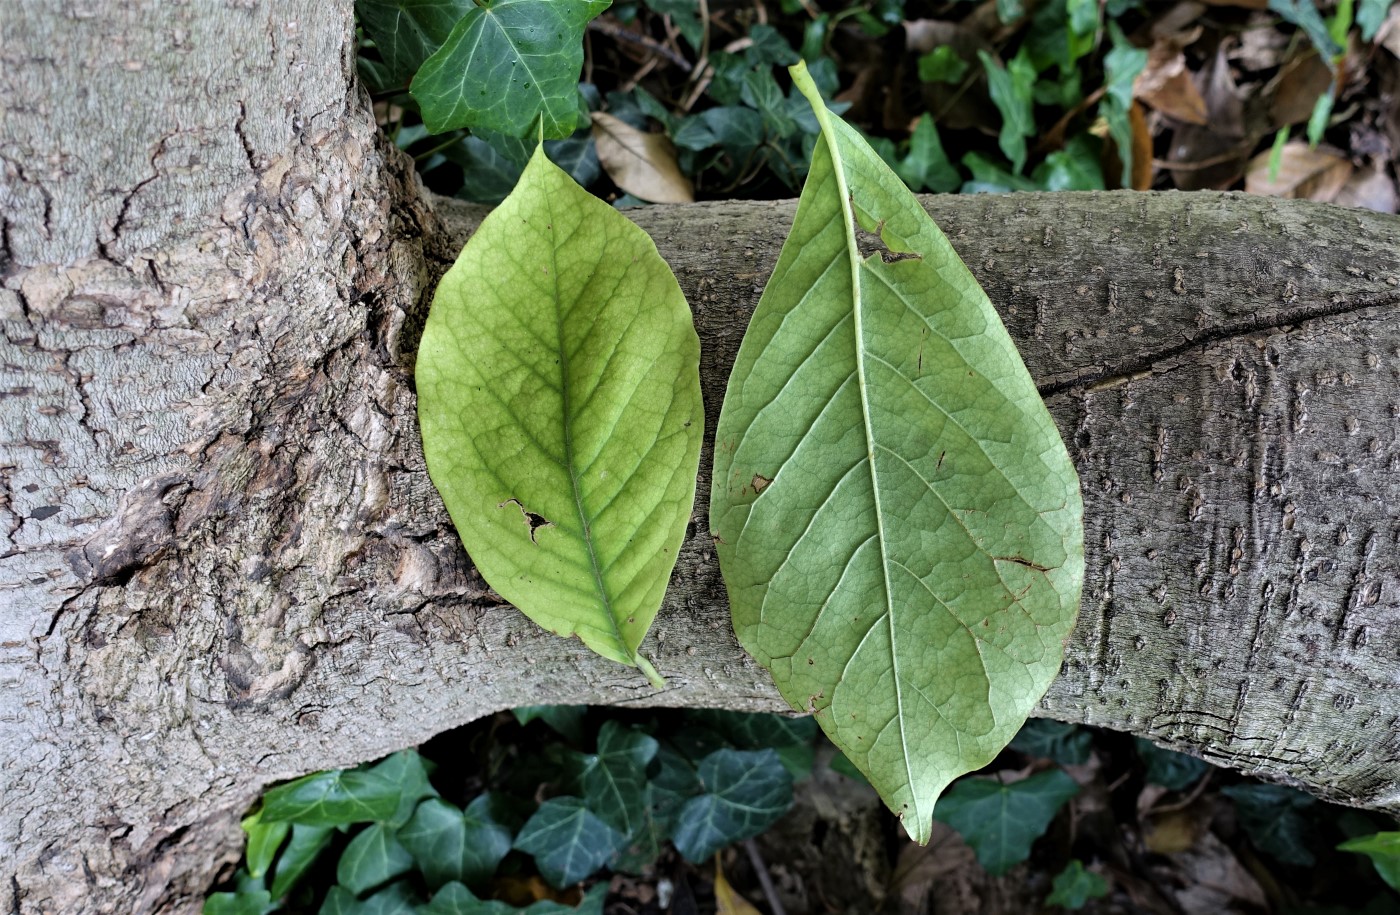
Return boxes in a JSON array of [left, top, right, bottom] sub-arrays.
[[709, 61, 1084, 843], [417, 146, 703, 684]]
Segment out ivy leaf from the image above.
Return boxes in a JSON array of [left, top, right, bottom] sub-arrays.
[[1269, 0, 1343, 60], [260, 768, 402, 826], [934, 770, 1080, 874], [685, 709, 819, 750], [1222, 783, 1318, 866], [423, 881, 608, 914], [709, 61, 1084, 845], [398, 795, 515, 890], [916, 47, 969, 84], [580, 721, 660, 835], [337, 823, 416, 895], [513, 797, 626, 888], [1045, 859, 1109, 909], [411, 0, 611, 137], [671, 749, 794, 862], [1099, 24, 1148, 188], [356, 0, 474, 85], [894, 115, 960, 193], [1010, 720, 1092, 766], [416, 145, 703, 684], [1338, 832, 1400, 892], [240, 810, 289, 881], [269, 824, 336, 899], [1135, 738, 1209, 791], [513, 705, 590, 743], [978, 49, 1036, 173], [1358, 0, 1394, 40], [371, 749, 440, 829], [203, 888, 275, 915]]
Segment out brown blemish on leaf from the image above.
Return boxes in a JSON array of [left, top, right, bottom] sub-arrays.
[[997, 555, 1051, 573], [498, 498, 554, 543], [752, 473, 772, 494]]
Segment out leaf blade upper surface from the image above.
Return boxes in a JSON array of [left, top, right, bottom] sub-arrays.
[[709, 61, 1084, 843], [417, 147, 702, 683]]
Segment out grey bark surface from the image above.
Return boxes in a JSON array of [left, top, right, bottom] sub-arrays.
[[2, 1, 1399, 913]]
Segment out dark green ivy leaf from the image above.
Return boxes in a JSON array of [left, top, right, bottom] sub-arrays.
[[1222, 783, 1318, 866], [336, 823, 416, 895], [398, 795, 515, 890], [411, 0, 611, 137], [1045, 859, 1109, 909], [422, 881, 608, 915], [1100, 24, 1148, 188], [685, 710, 819, 750], [977, 49, 1037, 174], [934, 770, 1080, 875], [203, 889, 275, 915], [270, 823, 336, 899], [513, 705, 591, 744], [1135, 738, 1209, 791], [917, 47, 969, 84], [260, 768, 402, 827], [320, 881, 419, 915], [895, 115, 960, 193], [371, 750, 439, 829], [672, 107, 765, 153], [1269, 0, 1343, 60], [514, 797, 626, 888], [580, 721, 660, 836], [671, 749, 794, 862], [1011, 720, 1093, 766], [356, 0, 475, 85]]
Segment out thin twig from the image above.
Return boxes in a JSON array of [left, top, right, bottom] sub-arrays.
[[743, 839, 787, 915], [588, 17, 693, 72]]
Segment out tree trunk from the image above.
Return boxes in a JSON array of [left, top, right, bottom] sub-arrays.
[[2, 2, 1398, 912]]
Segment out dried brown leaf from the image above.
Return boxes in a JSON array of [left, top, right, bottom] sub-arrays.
[[1245, 141, 1353, 201], [590, 111, 694, 204], [1333, 165, 1399, 213], [1268, 49, 1332, 129], [1136, 38, 1209, 124]]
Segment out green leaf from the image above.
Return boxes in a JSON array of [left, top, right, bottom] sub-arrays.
[[895, 115, 960, 194], [416, 145, 703, 684], [671, 749, 794, 862], [917, 47, 969, 84], [747, 24, 799, 66], [1066, 0, 1099, 38], [934, 770, 1080, 875], [356, 0, 474, 85], [241, 810, 290, 881], [685, 709, 819, 750], [1358, 0, 1394, 40], [1030, 135, 1105, 191], [709, 61, 1084, 845], [270, 823, 336, 899], [1100, 24, 1148, 188], [1010, 720, 1092, 766], [828, 751, 870, 786], [1135, 738, 1209, 791], [977, 49, 1037, 174], [1307, 85, 1336, 147], [1338, 832, 1400, 892], [337, 823, 415, 895], [398, 795, 515, 890], [580, 721, 659, 835], [203, 889, 275, 915], [996, 0, 1024, 22], [1270, 0, 1343, 60], [371, 749, 439, 829], [423, 882, 609, 915], [644, 0, 705, 48], [261, 769, 403, 826], [1222, 783, 1318, 866], [961, 152, 1040, 193], [513, 705, 590, 743], [411, 0, 611, 137], [320, 886, 360, 915], [513, 796, 626, 887], [1046, 859, 1109, 909], [672, 107, 765, 153]]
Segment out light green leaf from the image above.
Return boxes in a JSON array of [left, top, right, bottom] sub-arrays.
[[1338, 832, 1400, 892], [398, 795, 515, 890], [411, 0, 611, 137], [977, 49, 1037, 174], [1359, 0, 1395, 40], [240, 810, 289, 880], [917, 47, 969, 84], [417, 146, 703, 685], [934, 769, 1080, 874], [356, 0, 474, 85], [709, 61, 1084, 845], [260, 769, 402, 826], [1046, 859, 1109, 909], [670, 748, 793, 862], [336, 823, 415, 895], [513, 796, 626, 887], [1100, 24, 1148, 188], [203, 888, 275, 915]]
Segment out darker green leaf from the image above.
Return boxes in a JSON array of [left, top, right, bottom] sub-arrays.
[[398, 795, 515, 890], [1046, 860, 1109, 909], [411, 0, 611, 137], [672, 107, 765, 153], [895, 115, 960, 193], [1223, 783, 1318, 866], [270, 823, 336, 899], [1269, 0, 1343, 60], [371, 750, 439, 829], [977, 49, 1037, 174], [685, 710, 818, 750], [203, 889, 275, 915], [917, 47, 969, 84], [261, 769, 402, 827], [423, 881, 608, 915], [935, 770, 1081, 875], [1011, 720, 1092, 766], [746, 24, 799, 66], [357, 0, 474, 85], [513, 705, 590, 744], [671, 749, 793, 862], [336, 823, 415, 895], [580, 721, 659, 836], [514, 797, 626, 888], [1135, 738, 1209, 791]]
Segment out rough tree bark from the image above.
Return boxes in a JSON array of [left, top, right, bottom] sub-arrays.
[[2, 2, 1398, 913]]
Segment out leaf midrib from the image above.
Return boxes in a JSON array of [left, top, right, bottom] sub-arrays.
[[805, 91, 922, 833]]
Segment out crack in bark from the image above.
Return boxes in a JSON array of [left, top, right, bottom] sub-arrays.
[[1038, 290, 1400, 397]]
